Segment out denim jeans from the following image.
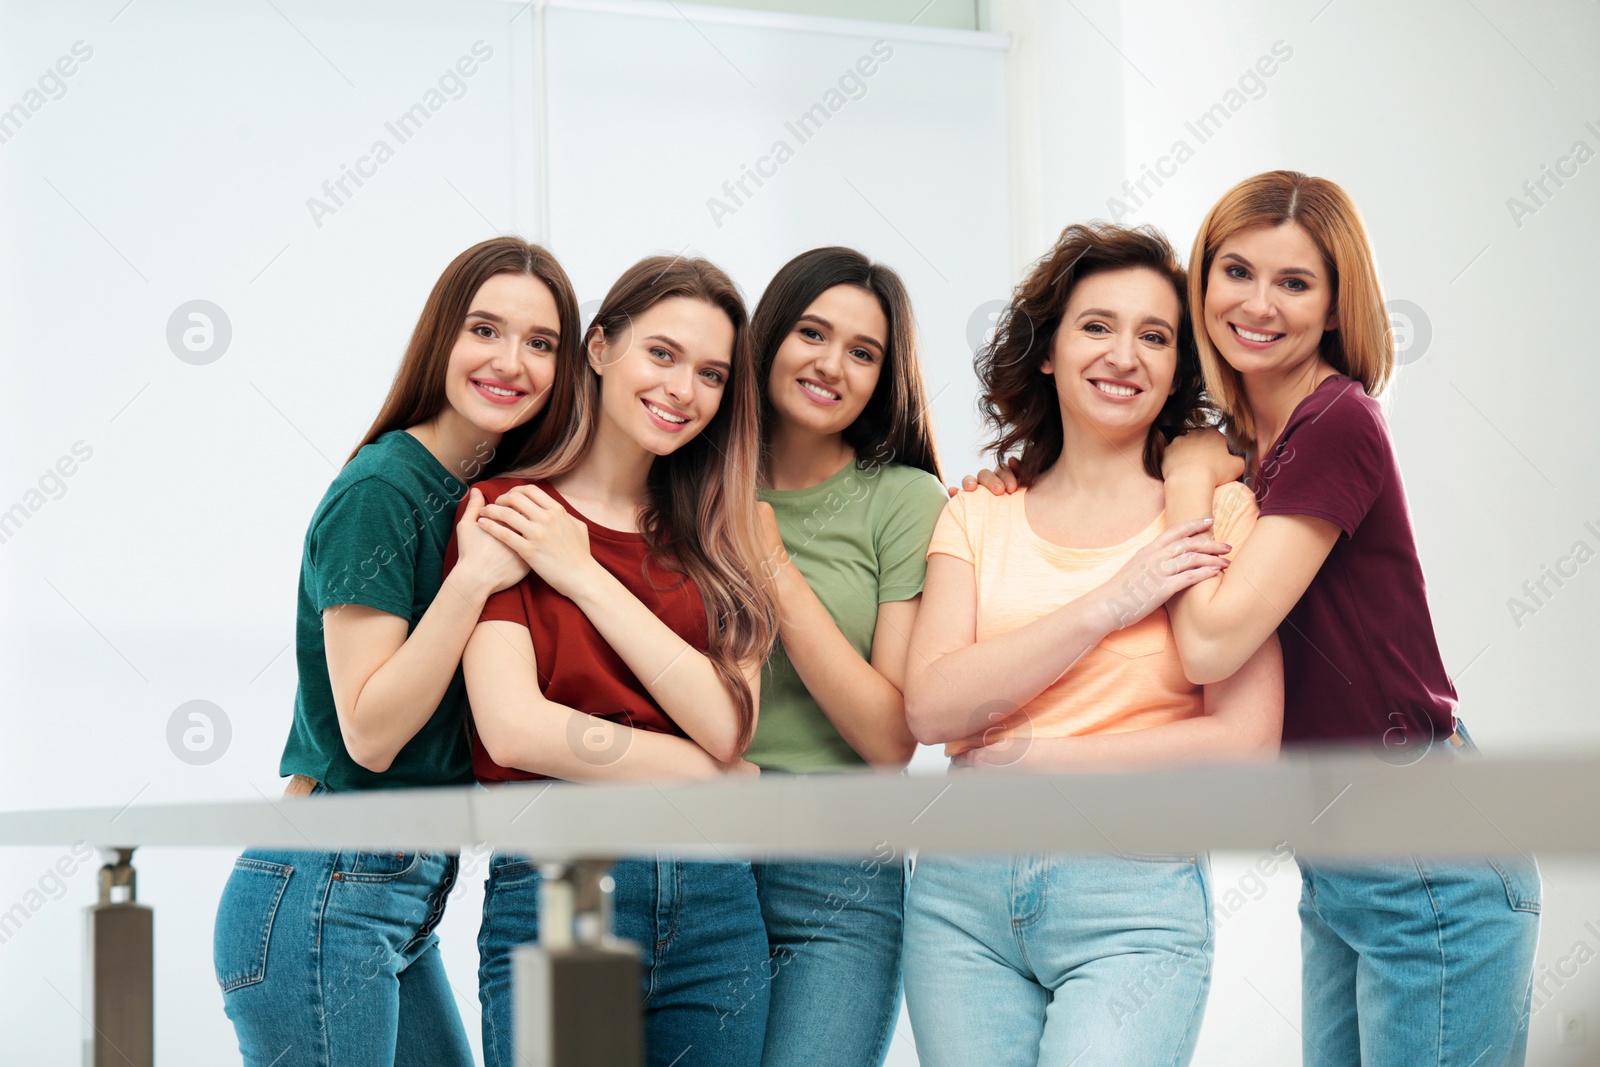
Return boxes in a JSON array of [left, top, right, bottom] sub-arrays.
[[752, 852, 905, 1067], [479, 853, 770, 1067], [902, 852, 1213, 1067], [1295, 724, 1542, 1066], [213, 847, 472, 1067]]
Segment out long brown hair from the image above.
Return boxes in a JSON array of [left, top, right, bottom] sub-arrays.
[[506, 256, 777, 751], [348, 237, 582, 477], [1190, 170, 1393, 449], [976, 222, 1208, 487], [751, 247, 942, 480]]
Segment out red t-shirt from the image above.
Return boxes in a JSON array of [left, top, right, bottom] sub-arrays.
[[1254, 374, 1457, 746], [443, 478, 708, 782]]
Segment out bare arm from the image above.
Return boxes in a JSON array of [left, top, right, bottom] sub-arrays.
[[326, 488, 527, 773], [902, 553, 1110, 745], [772, 568, 920, 767], [903, 516, 1229, 746], [757, 502, 917, 767], [961, 633, 1284, 770], [463, 620, 734, 781], [1164, 449, 1339, 683], [480, 484, 756, 763]]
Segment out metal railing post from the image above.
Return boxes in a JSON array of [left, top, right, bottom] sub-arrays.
[[513, 858, 643, 1067], [83, 847, 153, 1067]]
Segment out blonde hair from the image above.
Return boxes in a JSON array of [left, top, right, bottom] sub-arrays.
[[1189, 170, 1393, 448]]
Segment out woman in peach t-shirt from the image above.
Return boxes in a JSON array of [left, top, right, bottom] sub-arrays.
[[901, 223, 1282, 1067]]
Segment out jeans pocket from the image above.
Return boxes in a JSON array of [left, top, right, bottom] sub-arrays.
[[1124, 851, 1201, 864], [340, 850, 421, 882], [489, 853, 540, 881], [215, 856, 293, 992], [1488, 856, 1542, 914]]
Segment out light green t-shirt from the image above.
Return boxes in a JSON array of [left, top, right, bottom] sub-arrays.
[[748, 460, 949, 772]]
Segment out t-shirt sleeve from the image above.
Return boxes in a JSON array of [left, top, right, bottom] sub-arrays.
[[875, 470, 955, 603], [1256, 384, 1387, 537], [306, 478, 420, 618], [1211, 481, 1259, 561], [925, 491, 974, 566]]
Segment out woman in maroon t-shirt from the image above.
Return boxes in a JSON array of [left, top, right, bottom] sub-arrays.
[[1161, 171, 1540, 1067], [451, 255, 778, 1067]]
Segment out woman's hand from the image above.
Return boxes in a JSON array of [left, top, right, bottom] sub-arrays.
[[1092, 519, 1231, 632], [478, 484, 599, 599], [452, 488, 531, 595], [948, 455, 1021, 498], [1162, 428, 1244, 487], [754, 501, 791, 582], [722, 758, 762, 776]]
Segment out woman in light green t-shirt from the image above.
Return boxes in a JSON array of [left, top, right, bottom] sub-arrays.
[[745, 247, 947, 1067]]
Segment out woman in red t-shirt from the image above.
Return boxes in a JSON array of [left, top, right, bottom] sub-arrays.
[[1161, 171, 1540, 1067], [451, 255, 777, 1067]]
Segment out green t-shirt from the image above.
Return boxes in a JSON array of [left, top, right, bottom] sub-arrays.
[[748, 460, 949, 772], [278, 430, 476, 791]]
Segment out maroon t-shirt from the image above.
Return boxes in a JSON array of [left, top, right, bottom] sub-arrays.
[[443, 478, 708, 782], [1254, 374, 1457, 746]]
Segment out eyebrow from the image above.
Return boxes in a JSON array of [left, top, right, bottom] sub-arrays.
[[1218, 252, 1319, 279], [465, 309, 560, 338], [1076, 308, 1175, 332], [796, 313, 886, 353]]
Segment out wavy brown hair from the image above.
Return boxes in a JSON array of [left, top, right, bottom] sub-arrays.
[[976, 222, 1208, 487], [752, 247, 942, 480], [505, 256, 777, 751], [1190, 170, 1393, 451], [348, 237, 582, 477]]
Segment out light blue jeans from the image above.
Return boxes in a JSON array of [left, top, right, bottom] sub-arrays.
[[752, 852, 906, 1067], [1296, 724, 1542, 1066], [213, 847, 472, 1067], [902, 852, 1213, 1067]]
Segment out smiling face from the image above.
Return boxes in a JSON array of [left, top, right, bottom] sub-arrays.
[[1043, 266, 1182, 445], [764, 284, 887, 439], [1204, 222, 1338, 378], [441, 272, 562, 436], [589, 296, 735, 456]]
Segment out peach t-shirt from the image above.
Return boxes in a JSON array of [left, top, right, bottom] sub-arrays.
[[928, 481, 1258, 756]]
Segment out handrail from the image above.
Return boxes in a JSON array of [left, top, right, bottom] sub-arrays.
[[4, 750, 1595, 858]]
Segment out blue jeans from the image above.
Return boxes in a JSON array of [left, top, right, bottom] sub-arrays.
[[479, 853, 770, 1067], [902, 853, 1213, 1067], [1296, 724, 1542, 1066], [752, 851, 905, 1067], [213, 848, 472, 1067]]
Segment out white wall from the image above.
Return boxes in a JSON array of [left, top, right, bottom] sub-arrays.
[[0, 0, 1008, 1062], [3, 0, 1597, 1063], [981, 1, 1600, 1063]]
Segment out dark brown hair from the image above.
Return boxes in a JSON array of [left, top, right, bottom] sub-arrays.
[[976, 222, 1207, 486], [348, 237, 582, 477], [751, 247, 942, 480], [507, 256, 777, 752]]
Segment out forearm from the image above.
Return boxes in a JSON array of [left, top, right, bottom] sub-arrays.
[[773, 565, 915, 767], [905, 600, 1111, 746], [339, 571, 494, 770], [1163, 470, 1248, 680], [991, 632, 1284, 770], [568, 567, 744, 761], [477, 695, 728, 782]]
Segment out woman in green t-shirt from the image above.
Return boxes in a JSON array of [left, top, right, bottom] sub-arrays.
[[212, 237, 582, 1066], [745, 247, 948, 1067]]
